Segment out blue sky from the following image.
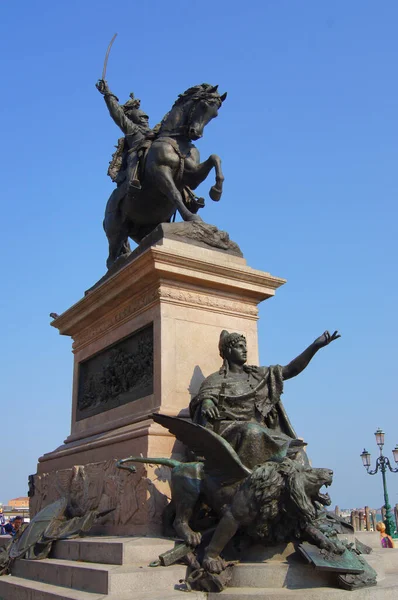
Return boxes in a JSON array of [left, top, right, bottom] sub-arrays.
[[1, 1, 397, 512]]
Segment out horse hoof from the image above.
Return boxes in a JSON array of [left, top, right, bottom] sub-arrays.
[[210, 186, 222, 201], [187, 214, 203, 223]]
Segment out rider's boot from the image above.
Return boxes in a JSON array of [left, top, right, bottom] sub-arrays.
[[130, 178, 141, 190], [127, 158, 142, 191]]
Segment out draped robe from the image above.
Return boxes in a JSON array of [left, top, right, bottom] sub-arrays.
[[190, 365, 306, 469]]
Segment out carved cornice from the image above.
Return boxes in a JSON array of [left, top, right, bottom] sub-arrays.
[[72, 286, 159, 351], [72, 284, 258, 352], [151, 246, 284, 292], [52, 243, 286, 346], [158, 285, 258, 317]]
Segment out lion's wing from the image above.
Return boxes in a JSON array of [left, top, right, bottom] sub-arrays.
[[152, 413, 251, 483]]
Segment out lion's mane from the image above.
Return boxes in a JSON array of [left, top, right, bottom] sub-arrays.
[[247, 459, 325, 538]]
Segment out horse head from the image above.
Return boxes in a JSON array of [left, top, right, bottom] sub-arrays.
[[160, 83, 227, 140]]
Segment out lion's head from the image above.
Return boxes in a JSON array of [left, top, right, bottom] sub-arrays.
[[288, 464, 333, 522], [247, 458, 333, 538]]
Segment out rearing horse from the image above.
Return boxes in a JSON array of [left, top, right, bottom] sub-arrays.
[[103, 83, 227, 268]]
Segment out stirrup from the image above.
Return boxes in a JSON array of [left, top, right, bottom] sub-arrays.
[[130, 178, 142, 190]]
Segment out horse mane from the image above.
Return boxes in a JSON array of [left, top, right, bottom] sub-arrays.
[[157, 83, 224, 136], [172, 83, 223, 108]]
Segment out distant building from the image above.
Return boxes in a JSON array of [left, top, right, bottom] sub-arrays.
[[8, 497, 29, 510]]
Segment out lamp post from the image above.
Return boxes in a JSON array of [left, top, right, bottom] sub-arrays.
[[360, 429, 398, 537]]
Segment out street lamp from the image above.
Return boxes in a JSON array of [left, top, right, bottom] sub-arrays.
[[360, 429, 398, 537]]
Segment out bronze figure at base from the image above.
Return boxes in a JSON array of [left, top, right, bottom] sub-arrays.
[[116, 329, 376, 592], [13, 38, 382, 598]]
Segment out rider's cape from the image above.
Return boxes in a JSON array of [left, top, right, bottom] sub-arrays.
[[107, 134, 155, 185], [108, 137, 125, 183]]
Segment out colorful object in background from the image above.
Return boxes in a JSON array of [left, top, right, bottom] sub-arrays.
[[376, 522, 395, 548], [0, 510, 5, 535]]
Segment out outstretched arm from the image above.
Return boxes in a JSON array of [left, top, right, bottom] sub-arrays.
[[282, 331, 340, 380], [96, 79, 136, 135]]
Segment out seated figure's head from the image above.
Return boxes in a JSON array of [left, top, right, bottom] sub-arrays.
[[219, 330, 247, 371]]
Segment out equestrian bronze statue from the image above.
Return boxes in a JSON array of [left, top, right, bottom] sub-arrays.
[[97, 80, 227, 268]]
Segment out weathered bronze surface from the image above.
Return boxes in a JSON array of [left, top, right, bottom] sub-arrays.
[[117, 412, 377, 592], [298, 542, 364, 573], [97, 77, 227, 268], [0, 499, 110, 575], [9, 499, 67, 561], [39, 47, 378, 592], [337, 559, 378, 591], [190, 329, 340, 469], [115, 327, 378, 592], [299, 542, 377, 590], [85, 221, 243, 294], [77, 324, 153, 420]]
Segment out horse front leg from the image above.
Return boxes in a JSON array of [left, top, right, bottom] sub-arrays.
[[208, 154, 224, 202], [153, 165, 202, 222], [185, 154, 224, 202]]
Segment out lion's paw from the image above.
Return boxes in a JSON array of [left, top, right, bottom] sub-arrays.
[[186, 531, 202, 547], [321, 540, 345, 555], [203, 554, 227, 574], [174, 521, 202, 547]]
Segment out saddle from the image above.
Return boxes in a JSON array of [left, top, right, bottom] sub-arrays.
[[108, 136, 205, 214]]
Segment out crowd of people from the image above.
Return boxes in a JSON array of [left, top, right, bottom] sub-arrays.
[[0, 509, 25, 537]]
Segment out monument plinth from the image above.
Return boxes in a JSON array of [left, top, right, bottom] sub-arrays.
[[31, 231, 285, 535], [0, 65, 381, 599]]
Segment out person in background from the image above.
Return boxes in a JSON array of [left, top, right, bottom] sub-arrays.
[[10, 516, 23, 536], [0, 509, 5, 535], [3, 523, 13, 535], [376, 521, 395, 548]]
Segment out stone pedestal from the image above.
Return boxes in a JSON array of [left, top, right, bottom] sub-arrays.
[[31, 232, 285, 535], [2, 536, 397, 600]]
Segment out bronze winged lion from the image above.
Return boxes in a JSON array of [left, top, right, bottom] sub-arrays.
[[117, 414, 341, 574]]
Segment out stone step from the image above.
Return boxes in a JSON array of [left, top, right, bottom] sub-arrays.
[[0, 575, 106, 600], [229, 550, 389, 589], [110, 591, 206, 600], [230, 561, 335, 588], [370, 548, 398, 574], [107, 563, 188, 595], [352, 532, 382, 550], [364, 552, 386, 581], [210, 574, 398, 599], [52, 536, 175, 566], [0, 574, 207, 600], [11, 558, 110, 595], [11, 557, 188, 595]]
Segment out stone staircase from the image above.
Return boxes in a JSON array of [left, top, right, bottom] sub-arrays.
[[218, 551, 398, 600], [0, 536, 397, 599], [0, 537, 205, 600]]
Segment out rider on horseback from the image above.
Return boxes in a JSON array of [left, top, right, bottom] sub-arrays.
[[96, 79, 154, 190], [99, 79, 227, 268], [97, 79, 206, 216]]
